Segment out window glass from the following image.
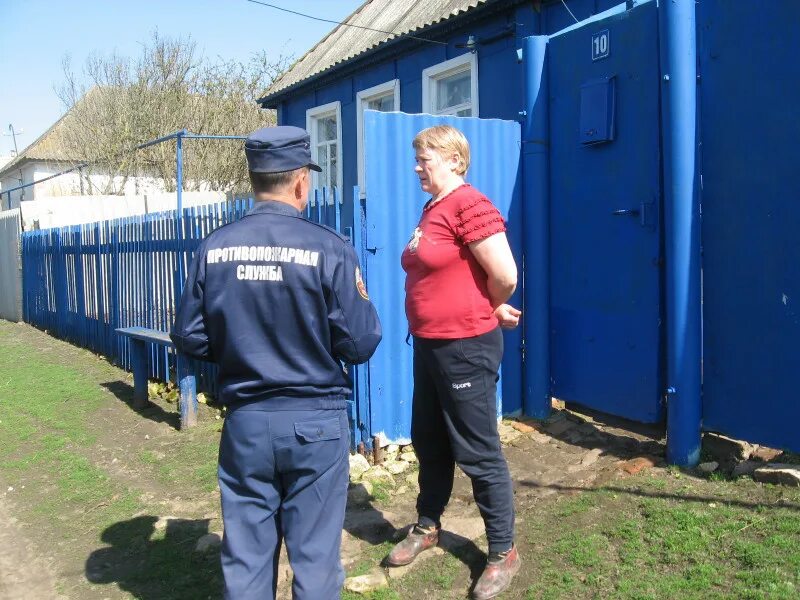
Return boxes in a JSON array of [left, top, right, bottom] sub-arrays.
[[436, 70, 471, 115], [329, 143, 338, 187], [367, 94, 394, 112], [320, 116, 337, 142], [312, 112, 338, 190], [317, 144, 329, 177]]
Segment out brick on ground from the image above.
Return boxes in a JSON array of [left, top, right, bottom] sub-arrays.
[[620, 456, 656, 475]]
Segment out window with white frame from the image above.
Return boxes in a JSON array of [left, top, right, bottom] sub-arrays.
[[306, 101, 342, 193], [357, 80, 400, 197], [422, 53, 478, 117]]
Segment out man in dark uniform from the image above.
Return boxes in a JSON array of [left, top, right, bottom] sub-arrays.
[[170, 126, 382, 599]]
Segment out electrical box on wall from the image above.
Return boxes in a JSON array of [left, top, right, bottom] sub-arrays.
[[579, 76, 615, 145]]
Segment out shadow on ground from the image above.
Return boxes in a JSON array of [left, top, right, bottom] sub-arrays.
[[86, 516, 222, 599], [516, 479, 800, 512], [541, 405, 667, 462], [101, 381, 181, 430]]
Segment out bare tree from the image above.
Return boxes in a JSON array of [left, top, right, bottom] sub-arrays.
[[57, 32, 291, 194]]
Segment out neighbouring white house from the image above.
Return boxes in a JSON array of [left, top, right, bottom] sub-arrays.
[[0, 104, 169, 211]]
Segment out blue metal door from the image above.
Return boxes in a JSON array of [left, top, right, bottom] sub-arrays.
[[548, 2, 664, 422], [363, 111, 522, 445]]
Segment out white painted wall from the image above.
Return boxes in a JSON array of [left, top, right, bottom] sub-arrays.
[[0, 160, 192, 211], [19, 191, 228, 230], [0, 163, 37, 209]]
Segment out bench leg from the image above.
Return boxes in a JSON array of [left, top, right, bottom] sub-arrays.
[[130, 339, 149, 410], [177, 354, 198, 429]]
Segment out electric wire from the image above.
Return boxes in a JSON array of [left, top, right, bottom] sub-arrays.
[[245, 0, 447, 45], [560, 0, 580, 24]]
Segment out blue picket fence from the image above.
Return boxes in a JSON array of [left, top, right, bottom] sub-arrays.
[[21, 187, 369, 445]]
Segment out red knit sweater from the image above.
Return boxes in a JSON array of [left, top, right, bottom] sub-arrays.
[[401, 184, 507, 339]]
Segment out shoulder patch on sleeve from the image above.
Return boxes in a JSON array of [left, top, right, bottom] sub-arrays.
[[355, 266, 369, 300]]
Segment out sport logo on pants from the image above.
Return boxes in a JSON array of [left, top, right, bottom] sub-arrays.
[[452, 381, 472, 390]]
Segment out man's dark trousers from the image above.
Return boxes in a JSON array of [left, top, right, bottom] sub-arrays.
[[411, 327, 515, 553], [218, 404, 350, 599]]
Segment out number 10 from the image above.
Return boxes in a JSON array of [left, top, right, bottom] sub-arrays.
[[592, 30, 610, 61]]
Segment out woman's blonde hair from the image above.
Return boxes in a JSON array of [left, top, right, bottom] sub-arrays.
[[412, 125, 471, 176]]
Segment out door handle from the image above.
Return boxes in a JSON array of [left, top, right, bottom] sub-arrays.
[[613, 202, 656, 229], [612, 208, 640, 217]]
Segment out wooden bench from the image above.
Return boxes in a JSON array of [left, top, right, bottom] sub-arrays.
[[116, 327, 198, 429]]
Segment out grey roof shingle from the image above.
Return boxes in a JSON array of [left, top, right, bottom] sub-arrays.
[[0, 91, 97, 179], [261, 0, 491, 101]]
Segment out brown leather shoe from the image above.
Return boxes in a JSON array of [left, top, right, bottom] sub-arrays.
[[472, 545, 521, 599], [385, 524, 440, 566]]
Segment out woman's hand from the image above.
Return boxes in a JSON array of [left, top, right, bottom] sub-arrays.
[[494, 304, 521, 329]]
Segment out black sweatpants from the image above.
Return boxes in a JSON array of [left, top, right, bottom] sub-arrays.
[[411, 326, 515, 553]]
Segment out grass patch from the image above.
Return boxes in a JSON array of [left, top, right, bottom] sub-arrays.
[[0, 322, 223, 598], [137, 421, 221, 493], [339, 460, 799, 600], [519, 478, 800, 600], [346, 541, 395, 578], [370, 480, 393, 503], [395, 550, 466, 595], [0, 329, 146, 541]]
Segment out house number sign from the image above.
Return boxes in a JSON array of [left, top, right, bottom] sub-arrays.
[[592, 29, 610, 61]]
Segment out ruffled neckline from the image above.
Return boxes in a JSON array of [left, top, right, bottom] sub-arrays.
[[423, 183, 470, 213]]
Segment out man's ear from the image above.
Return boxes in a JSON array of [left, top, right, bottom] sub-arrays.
[[294, 168, 310, 200]]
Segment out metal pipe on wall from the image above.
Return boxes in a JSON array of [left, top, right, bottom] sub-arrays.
[[659, 0, 702, 465], [521, 35, 552, 420]]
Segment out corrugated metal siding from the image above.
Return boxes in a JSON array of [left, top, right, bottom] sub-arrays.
[[699, 0, 800, 452], [364, 111, 522, 444], [265, 0, 489, 97], [0, 209, 22, 322]]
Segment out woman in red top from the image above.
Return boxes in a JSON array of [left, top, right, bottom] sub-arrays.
[[387, 125, 521, 599]]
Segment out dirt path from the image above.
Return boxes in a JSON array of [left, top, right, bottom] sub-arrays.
[[0, 492, 64, 600]]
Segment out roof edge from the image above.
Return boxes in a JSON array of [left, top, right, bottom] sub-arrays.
[[258, 0, 525, 108]]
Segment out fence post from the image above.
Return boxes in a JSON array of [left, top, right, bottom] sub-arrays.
[[110, 220, 121, 363], [74, 226, 86, 347], [20, 229, 28, 323], [175, 131, 186, 296], [130, 338, 149, 409], [178, 354, 198, 428], [94, 222, 105, 356], [53, 228, 68, 338], [334, 187, 341, 232]]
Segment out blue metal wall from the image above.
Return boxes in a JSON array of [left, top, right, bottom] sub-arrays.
[[364, 110, 522, 444], [699, 0, 800, 452], [275, 0, 623, 234]]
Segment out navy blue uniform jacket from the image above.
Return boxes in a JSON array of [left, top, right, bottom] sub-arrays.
[[170, 200, 382, 409]]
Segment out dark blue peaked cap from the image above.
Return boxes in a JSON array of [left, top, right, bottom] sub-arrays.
[[245, 126, 322, 173]]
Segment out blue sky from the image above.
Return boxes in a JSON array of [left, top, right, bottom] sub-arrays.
[[0, 0, 364, 155]]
